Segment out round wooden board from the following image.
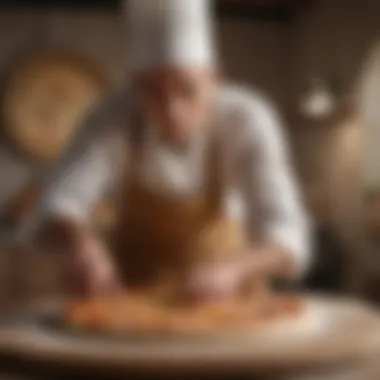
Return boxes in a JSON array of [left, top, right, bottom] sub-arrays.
[[0, 296, 380, 374], [2, 51, 108, 161]]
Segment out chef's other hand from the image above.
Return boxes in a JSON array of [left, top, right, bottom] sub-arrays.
[[185, 258, 246, 302], [184, 246, 291, 302]]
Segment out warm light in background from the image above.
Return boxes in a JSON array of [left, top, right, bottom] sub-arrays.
[[300, 78, 335, 120]]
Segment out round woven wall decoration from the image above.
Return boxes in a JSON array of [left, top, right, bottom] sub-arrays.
[[2, 51, 109, 161]]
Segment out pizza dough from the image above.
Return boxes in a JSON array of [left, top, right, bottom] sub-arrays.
[[3, 51, 108, 161], [64, 292, 302, 335]]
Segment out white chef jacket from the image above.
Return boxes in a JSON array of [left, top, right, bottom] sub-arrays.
[[28, 84, 311, 277]]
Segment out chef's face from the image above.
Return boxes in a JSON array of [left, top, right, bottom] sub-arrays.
[[134, 67, 217, 143]]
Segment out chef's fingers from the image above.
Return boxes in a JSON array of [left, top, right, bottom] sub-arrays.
[[239, 274, 268, 297], [64, 253, 102, 297], [185, 288, 225, 304], [105, 276, 124, 295], [185, 279, 235, 303], [86, 262, 124, 297], [65, 261, 90, 297]]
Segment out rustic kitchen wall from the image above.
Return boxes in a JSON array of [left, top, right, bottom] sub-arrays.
[[0, 10, 291, 210], [290, 0, 380, 179], [289, 0, 380, 292], [361, 42, 380, 189]]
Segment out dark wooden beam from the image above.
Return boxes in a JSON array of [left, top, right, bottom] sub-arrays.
[[216, 2, 292, 22], [0, 0, 119, 11], [0, 0, 295, 22]]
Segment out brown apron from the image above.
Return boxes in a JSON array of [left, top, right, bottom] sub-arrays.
[[110, 126, 248, 294]]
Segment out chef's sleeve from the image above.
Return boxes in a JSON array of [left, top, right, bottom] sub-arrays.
[[23, 102, 124, 237], [242, 95, 312, 278]]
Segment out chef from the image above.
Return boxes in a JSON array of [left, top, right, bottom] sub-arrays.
[[30, 0, 311, 299]]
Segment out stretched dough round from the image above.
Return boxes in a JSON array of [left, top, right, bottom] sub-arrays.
[[3, 51, 108, 161]]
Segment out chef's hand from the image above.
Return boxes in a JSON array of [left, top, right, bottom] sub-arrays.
[[185, 259, 245, 301], [65, 235, 122, 297], [184, 246, 292, 302], [35, 217, 122, 297]]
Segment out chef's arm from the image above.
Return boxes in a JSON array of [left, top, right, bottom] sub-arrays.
[[33, 145, 112, 253], [243, 97, 312, 280], [21, 107, 122, 254]]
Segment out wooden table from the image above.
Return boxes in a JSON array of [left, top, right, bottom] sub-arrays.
[[0, 360, 380, 380], [0, 246, 379, 378]]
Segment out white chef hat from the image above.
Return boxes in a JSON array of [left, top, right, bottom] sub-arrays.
[[126, 0, 216, 71]]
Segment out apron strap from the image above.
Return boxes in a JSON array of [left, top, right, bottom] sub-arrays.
[[125, 105, 145, 181], [205, 122, 230, 217]]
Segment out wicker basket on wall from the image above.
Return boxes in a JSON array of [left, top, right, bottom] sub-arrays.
[[2, 50, 109, 162]]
